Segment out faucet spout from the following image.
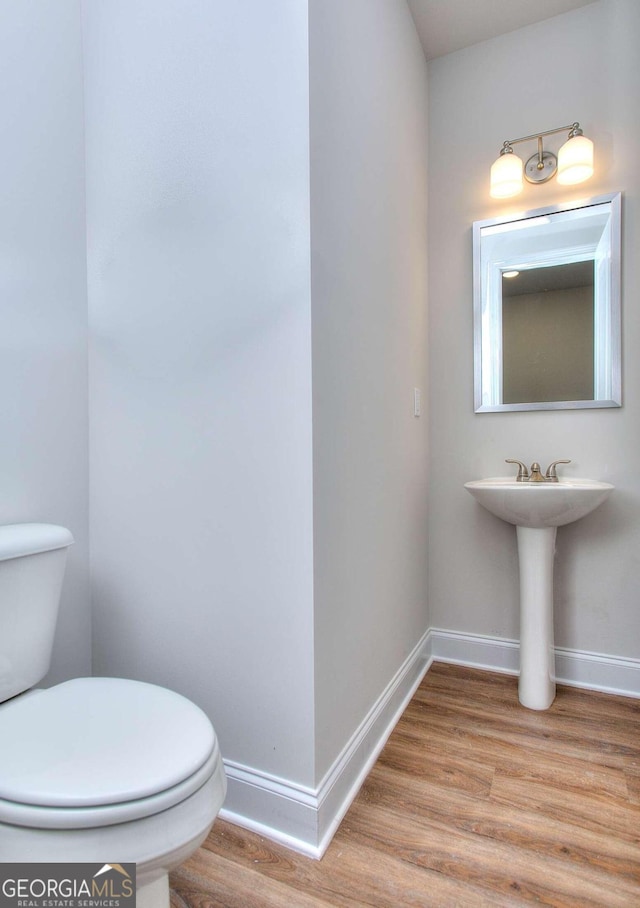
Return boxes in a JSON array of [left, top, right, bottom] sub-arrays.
[[529, 462, 546, 482]]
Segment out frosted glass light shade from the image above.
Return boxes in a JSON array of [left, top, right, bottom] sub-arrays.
[[557, 134, 594, 185], [490, 152, 523, 199]]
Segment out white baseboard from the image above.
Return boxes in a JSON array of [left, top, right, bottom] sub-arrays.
[[429, 628, 520, 675], [429, 627, 640, 699], [219, 765, 320, 858], [219, 628, 432, 859], [314, 628, 432, 857], [554, 644, 640, 697], [219, 627, 639, 859]]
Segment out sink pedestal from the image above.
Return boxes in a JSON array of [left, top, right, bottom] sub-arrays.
[[516, 526, 557, 710]]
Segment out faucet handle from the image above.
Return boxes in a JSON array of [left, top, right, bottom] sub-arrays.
[[545, 459, 571, 482], [505, 459, 529, 482]]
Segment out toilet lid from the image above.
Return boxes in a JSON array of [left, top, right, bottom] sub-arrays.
[[0, 678, 216, 808]]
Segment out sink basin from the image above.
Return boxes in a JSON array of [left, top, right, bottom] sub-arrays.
[[465, 475, 613, 711], [464, 477, 614, 528]]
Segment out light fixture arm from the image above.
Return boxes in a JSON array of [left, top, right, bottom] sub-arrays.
[[500, 122, 583, 149]]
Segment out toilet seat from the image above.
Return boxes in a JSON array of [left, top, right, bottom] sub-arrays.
[[0, 677, 221, 829]]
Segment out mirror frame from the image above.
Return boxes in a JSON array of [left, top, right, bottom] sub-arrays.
[[473, 192, 622, 413]]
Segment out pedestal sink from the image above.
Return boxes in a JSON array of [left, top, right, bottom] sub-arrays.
[[464, 477, 613, 710]]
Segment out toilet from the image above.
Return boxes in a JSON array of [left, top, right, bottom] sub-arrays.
[[0, 524, 226, 908]]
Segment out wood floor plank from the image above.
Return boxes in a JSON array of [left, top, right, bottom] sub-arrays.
[[377, 735, 494, 798], [170, 664, 640, 907], [197, 819, 515, 908], [383, 720, 631, 793], [412, 677, 640, 741], [341, 797, 638, 907], [358, 765, 640, 884], [489, 771, 638, 841], [170, 842, 335, 908], [624, 754, 640, 805], [404, 695, 638, 767], [491, 751, 629, 799]]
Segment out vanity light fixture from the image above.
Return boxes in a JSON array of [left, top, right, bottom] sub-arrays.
[[490, 122, 594, 199]]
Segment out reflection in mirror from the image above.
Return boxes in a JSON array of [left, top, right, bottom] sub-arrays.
[[502, 261, 594, 403], [473, 193, 621, 413]]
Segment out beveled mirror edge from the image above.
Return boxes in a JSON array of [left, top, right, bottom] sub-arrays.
[[472, 191, 622, 414], [474, 398, 621, 414]]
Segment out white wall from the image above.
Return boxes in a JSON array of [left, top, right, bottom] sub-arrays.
[[83, 0, 316, 785], [0, 0, 90, 685], [310, 0, 430, 783], [428, 0, 640, 659], [83, 0, 430, 848]]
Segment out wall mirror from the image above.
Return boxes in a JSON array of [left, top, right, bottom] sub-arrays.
[[473, 192, 621, 412]]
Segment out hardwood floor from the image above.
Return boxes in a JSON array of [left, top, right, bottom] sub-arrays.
[[170, 663, 640, 907]]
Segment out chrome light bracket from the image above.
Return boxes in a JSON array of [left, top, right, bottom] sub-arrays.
[[524, 150, 557, 184], [524, 134, 557, 184]]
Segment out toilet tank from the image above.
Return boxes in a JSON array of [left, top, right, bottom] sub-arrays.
[[0, 524, 74, 703]]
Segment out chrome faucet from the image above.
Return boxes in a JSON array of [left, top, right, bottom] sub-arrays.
[[505, 459, 571, 482]]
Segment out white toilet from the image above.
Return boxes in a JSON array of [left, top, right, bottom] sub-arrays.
[[0, 524, 226, 908]]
